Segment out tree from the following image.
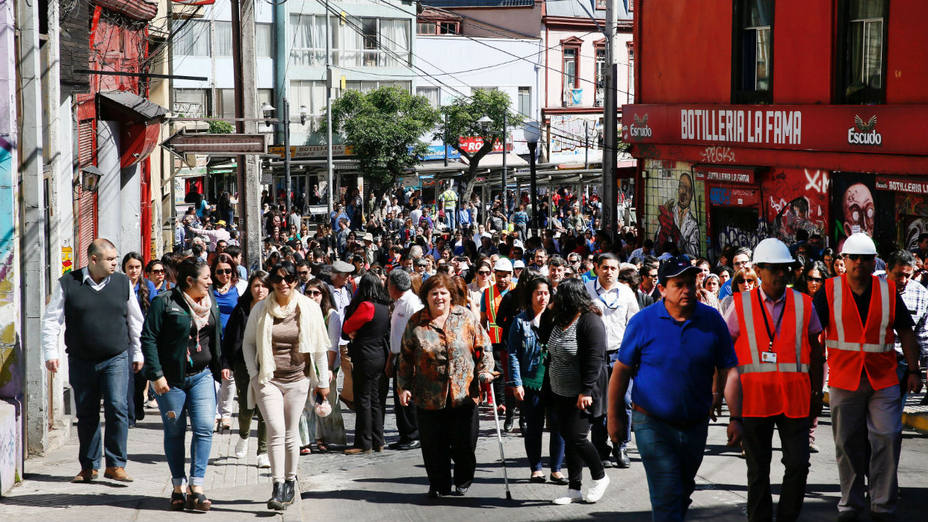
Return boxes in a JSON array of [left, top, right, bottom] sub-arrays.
[[439, 89, 523, 203], [324, 86, 438, 197]]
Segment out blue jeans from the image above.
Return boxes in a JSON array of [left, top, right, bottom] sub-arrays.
[[155, 368, 217, 487], [522, 387, 564, 473], [69, 351, 129, 470], [897, 360, 909, 411], [444, 210, 456, 231], [633, 410, 709, 522]]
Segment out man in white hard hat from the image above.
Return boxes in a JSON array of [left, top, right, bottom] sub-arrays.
[[481, 258, 517, 418], [812, 233, 922, 521], [723, 238, 825, 522]]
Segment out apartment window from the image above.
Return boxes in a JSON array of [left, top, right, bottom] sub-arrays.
[[327, 17, 410, 68], [290, 80, 327, 127], [217, 89, 235, 119], [174, 19, 211, 56], [215, 21, 233, 57], [836, 0, 888, 104], [417, 86, 440, 108], [518, 87, 531, 117], [173, 88, 211, 117], [256, 23, 273, 58], [561, 38, 581, 106], [417, 21, 436, 35], [291, 14, 327, 66], [626, 42, 635, 103], [732, 0, 773, 103], [594, 42, 605, 107], [439, 22, 459, 34]]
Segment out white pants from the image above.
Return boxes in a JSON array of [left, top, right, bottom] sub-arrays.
[[255, 378, 310, 482]]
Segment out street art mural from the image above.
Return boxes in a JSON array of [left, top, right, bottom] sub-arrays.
[[761, 168, 829, 244], [643, 160, 705, 257], [830, 173, 896, 253], [0, 141, 16, 401]]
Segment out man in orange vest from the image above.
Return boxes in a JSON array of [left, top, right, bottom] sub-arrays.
[[481, 258, 516, 416], [724, 238, 825, 522], [812, 233, 923, 522]]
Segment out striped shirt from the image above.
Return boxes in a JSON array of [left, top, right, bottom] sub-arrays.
[[548, 319, 581, 397]]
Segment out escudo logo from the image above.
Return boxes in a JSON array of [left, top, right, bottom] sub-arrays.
[[629, 113, 652, 138], [847, 114, 882, 146]]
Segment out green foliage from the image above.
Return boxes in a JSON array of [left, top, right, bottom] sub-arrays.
[[438, 89, 523, 200], [325, 87, 439, 192], [209, 120, 235, 134]]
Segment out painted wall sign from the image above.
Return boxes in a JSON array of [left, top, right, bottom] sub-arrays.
[[874, 176, 928, 195], [622, 104, 928, 156], [694, 165, 755, 184]]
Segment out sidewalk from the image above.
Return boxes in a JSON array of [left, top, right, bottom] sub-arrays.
[[0, 402, 300, 521]]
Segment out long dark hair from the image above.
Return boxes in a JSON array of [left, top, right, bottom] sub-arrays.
[[345, 272, 391, 320], [549, 277, 600, 327], [211, 252, 240, 286], [305, 279, 335, 318], [238, 270, 270, 309], [177, 258, 208, 292], [122, 252, 151, 311], [519, 273, 550, 314]]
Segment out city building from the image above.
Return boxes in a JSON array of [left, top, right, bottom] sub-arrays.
[[623, 0, 928, 258]]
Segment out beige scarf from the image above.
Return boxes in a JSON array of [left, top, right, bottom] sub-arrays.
[[254, 290, 330, 390], [182, 290, 213, 331]]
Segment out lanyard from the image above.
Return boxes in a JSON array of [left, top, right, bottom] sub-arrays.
[[756, 291, 784, 352], [595, 280, 620, 310]]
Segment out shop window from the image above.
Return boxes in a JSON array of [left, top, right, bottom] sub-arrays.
[[732, 0, 773, 103], [836, 0, 888, 104]]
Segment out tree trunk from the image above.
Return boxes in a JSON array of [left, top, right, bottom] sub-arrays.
[[460, 163, 481, 204]]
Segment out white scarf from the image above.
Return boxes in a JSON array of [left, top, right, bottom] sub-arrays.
[[182, 290, 212, 331], [253, 290, 330, 390]]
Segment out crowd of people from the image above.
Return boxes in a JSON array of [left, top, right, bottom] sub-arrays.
[[40, 183, 928, 521]]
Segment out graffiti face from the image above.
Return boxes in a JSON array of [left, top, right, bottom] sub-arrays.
[[842, 182, 875, 236], [677, 173, 694, 210]]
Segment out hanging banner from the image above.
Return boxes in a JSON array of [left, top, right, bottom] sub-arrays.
[[61, 246, 73, 275]]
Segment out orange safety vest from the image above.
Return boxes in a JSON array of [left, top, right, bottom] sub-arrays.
[[483, 283, 514, 344], [733, 288, 813, 418], [824, 274, 898, 391]]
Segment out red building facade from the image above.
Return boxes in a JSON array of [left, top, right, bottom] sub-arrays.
[[623, 0, 928, 258]]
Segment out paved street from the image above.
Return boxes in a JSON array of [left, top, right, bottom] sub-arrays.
[[2, 389, 927, 521]]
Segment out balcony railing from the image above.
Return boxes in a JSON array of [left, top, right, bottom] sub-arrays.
[[290, 49, 410, 68]]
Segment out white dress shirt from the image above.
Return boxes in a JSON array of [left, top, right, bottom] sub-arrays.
[[41, 268, 144, 363], [390, 290, 424, 355], [585, 278, 640, 352]]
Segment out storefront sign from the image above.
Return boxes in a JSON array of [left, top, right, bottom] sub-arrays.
[[875, 176, 928, 194], [457, 136, 511, 154], [61, 246, 73, 275], [709, 187, 760, 207], [269, 144, 354, 158], [694, 166, 755, 184], [622, 104, 928, 156]]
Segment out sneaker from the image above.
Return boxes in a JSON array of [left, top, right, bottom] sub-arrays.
[[809, 443, 820, 453], [257, 453, 271, 468], [235, 436, 249, 458], [553, 488, 583, 505], [585, 474, 610, 503]]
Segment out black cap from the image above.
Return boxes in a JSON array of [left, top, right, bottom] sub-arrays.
[[658, 255, 700, 286]]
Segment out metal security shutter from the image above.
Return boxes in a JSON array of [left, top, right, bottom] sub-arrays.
[[76, 120, 97, 266]]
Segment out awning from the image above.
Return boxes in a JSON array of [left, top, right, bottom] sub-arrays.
[[98, 90, 167, 123], [464, 152, 528, 168]]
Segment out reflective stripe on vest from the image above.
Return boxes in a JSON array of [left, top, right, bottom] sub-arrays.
[[485, 286, 503, 344], [830, 277, 893, 354], [738, 290, 810, 374]]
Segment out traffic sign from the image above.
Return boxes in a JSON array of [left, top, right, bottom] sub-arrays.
[[161, 130, 267, 157]]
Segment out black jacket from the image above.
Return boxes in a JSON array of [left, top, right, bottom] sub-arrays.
[[221, 294, 253, 370], [540, 310, 609, 418]]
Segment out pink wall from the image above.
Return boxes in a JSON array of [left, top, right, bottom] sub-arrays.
[[544, 27, 632, 109]]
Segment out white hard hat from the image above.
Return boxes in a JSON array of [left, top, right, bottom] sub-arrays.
[[752, 238, 796, 264], [513, 259, 525, 269], [841, 232, 877, 255], [493, 258, 513, 272]]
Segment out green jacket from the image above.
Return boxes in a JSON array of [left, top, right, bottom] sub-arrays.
[[141, 286, 223, 388]]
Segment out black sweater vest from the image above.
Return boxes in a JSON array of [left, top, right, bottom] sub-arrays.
[[60, 270, 130, 361]]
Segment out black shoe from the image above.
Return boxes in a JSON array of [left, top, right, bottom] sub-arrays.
[[503, 418, 514, 433], [135, 403, 145, 422], [615, 447, 631, 468], [549, 473, 569, 486], [601, 459, 615, 469], [836, 510, 860, 522], [453, 486, 468, 496], [395, 440, 420, 450], [281, 479, 296, 505], [267, 482, 285, 511], [428, 489, 449, 499]]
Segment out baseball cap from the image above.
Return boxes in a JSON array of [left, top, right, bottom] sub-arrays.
[[658, 255, 700, 286]]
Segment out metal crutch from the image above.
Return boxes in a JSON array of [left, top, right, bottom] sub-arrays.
[[489, 383, 513, 500]]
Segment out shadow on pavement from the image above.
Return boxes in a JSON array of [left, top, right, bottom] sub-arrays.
[[0, 492, 162, 510], [300, 488, 549, 509]]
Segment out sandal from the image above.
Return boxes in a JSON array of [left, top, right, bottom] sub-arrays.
[[185, 489, 212, 512], [300, 446, 312, 456], [315, 440, 328, 453], [170, 490, 186, 511]]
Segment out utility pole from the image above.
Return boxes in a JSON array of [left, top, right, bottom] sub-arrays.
[[231, 0, 261, 269], [501, 111, 507, 216], [325, 0, 334, 214], [584, 120, 590, 170], [283, 97, 292, 211], [602, 0, 619, 242]]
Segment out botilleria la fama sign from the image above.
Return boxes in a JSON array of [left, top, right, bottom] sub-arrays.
[[621, 104, 928, 156]]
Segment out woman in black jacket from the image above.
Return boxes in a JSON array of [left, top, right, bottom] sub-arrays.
[[221, 270, 270, 465], [541, 277, 610, 506], [141, 258, 222, 512], [341, 273, 392, 454]]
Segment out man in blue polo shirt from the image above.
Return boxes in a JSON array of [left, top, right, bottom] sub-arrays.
[[607, 255, 743, 522]]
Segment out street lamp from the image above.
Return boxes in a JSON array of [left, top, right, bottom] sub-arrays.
[[261, 102, 275, 128], [299, 105, 308, 126], [523, 121, 541, 235]]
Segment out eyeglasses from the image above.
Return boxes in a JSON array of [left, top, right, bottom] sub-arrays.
[[846, 254, 876, 262], [215, 269, 233, 275], [271, 274, 297, 285], [306, 290, 322, 297], [298, 271, 310, 276], [149, 269, 164, 274]]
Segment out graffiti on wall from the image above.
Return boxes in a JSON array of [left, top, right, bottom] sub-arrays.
[[643, 160, 705, 257], [761, 168, 829, 244], [0, 140, 18, 400]]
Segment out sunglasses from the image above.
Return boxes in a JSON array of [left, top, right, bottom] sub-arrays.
[[271, 274, 297, 285], [149, 268, 164, 274], [306, 290, 322, 297], [743, 279, 758, 284], [477, 270, 491, 276], [298, 271, 310, 276], [846, 254, 875, 261], [215, 269, 233, 275], [807, 276, 823, 282]]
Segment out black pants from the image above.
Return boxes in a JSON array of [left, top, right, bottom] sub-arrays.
[[417, 400, 479, 494], [352, 360, 385, 450], [392, 365, 419, 442], [553, 393, 605, 490], [742, 415, 811, 522]]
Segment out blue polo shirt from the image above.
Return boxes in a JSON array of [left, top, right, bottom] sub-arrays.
[[618, 300, 737, 425]]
